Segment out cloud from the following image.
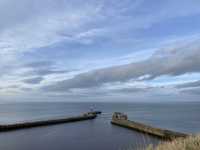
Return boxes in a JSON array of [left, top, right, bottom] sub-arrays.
[[1, 0, 200, 56], [181, 88, 200, 95], [0, 0, 105, 55], [1, 0, 200, 101], [173, 80, 200, 95], [23, 61, 69, 76], [112, 87, 150, 94], [176, 80, 200, 89], [43, 38, 200, 92], [22, 77, 44, 84], [25, 61, 53, 68], [32, 70, 67, 76]]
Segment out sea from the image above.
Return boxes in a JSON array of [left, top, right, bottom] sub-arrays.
[[0, 102, 199, 150]]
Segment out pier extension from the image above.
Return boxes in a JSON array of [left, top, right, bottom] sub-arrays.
[[0, 111, 101, 132], [111, 112, 188, 140]]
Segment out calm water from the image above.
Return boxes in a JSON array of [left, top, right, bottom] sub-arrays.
[[0, 102, 199, 150]]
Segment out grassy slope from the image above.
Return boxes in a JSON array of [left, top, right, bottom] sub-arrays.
[[146, 135, 200, 150]]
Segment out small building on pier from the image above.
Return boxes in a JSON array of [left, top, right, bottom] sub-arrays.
[[112, 112, 128, 120]]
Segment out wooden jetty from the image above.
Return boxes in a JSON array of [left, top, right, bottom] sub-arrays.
[[0, 111, 101, 132], [111, 112, 188, 140]]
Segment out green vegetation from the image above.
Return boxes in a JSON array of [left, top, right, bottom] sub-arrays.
[[124, 135, 200, 150], [146, 135, 200, 150]]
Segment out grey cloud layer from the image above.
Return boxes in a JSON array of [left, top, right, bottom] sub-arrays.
[[176, 80, 200, 89], [23, 77, 44, 84], [175, 80, 200, 95], [24, 61, 68, 76], [182, 88, 200, 95], [44, 40, 200, 92]]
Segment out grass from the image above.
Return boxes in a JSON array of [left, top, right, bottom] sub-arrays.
[[146, 135, 200, 150], [124, 135, 200, 150]]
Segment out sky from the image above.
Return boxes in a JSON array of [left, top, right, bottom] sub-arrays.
[[0, 0, 200, 102]]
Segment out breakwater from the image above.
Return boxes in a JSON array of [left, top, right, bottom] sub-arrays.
[[0, 112, 100, 132], [111, 112, 188, 140]]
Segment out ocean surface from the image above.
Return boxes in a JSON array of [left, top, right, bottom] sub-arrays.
[[0, 102, 199, 150]]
